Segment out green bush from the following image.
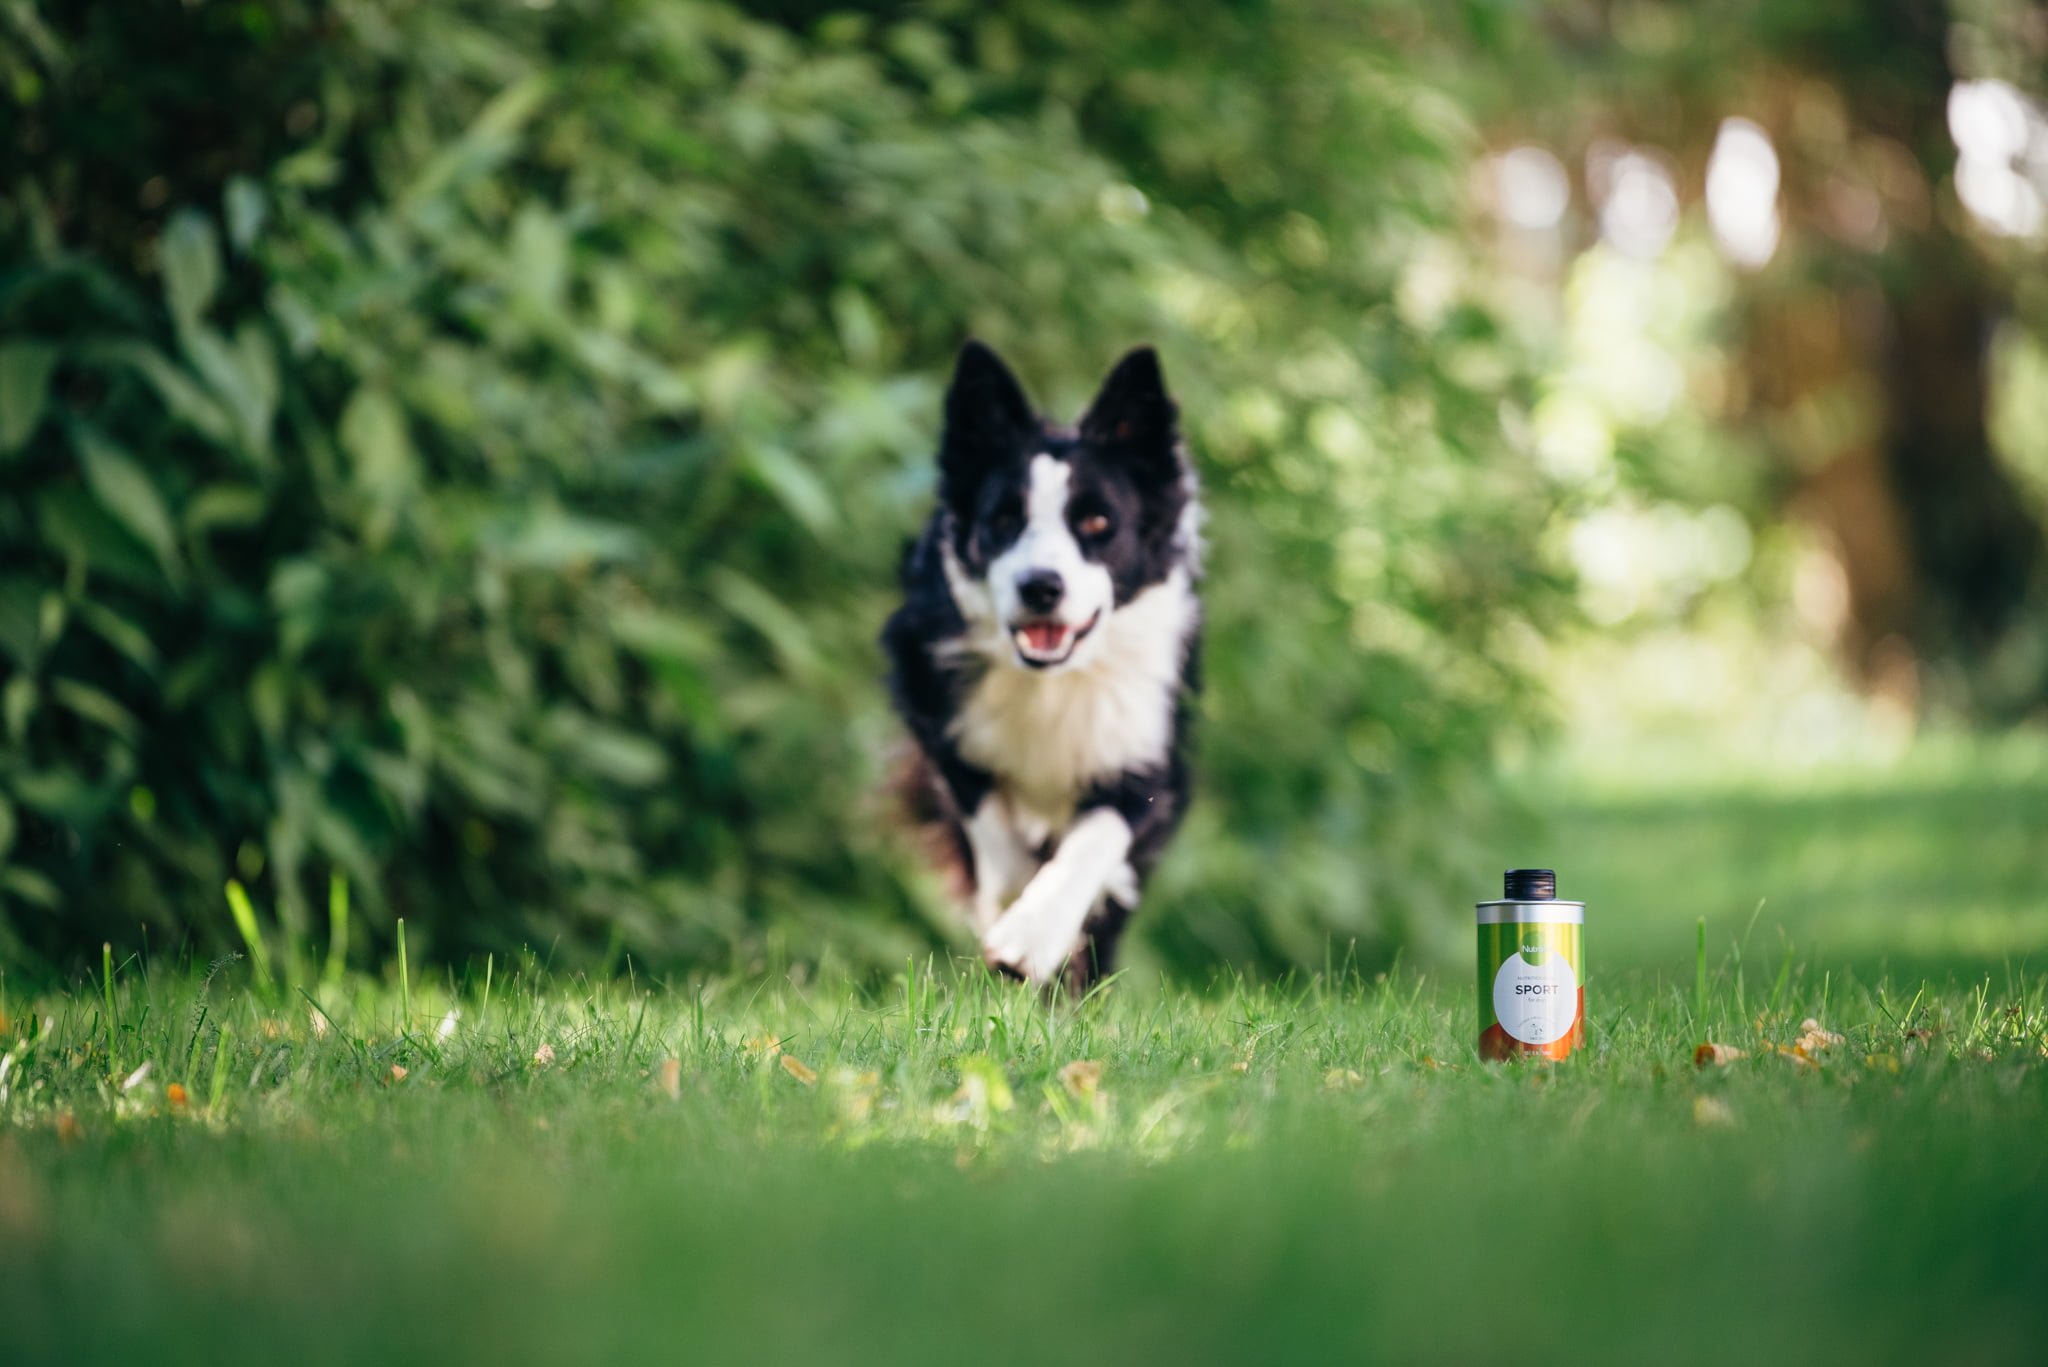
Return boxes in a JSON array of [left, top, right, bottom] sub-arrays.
[[0, 0, 1567, 975]]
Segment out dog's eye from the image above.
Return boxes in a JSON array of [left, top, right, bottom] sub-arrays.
[[987, 508, 1022, 541], [1077, 512, 1113, 538]]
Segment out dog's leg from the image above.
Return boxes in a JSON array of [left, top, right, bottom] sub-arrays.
[[981, 809, 1133, 985], [1063, 888, 1140, 994], [961, 795, 1036, 935]]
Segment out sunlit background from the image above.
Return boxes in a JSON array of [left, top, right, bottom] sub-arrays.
[[1459, 14, 2048, 748], [3, 0, 2047, 981]]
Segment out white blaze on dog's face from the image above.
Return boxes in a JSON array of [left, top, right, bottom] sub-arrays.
[[937, 342, 1191, 674], [985, 456, 1115, 669]]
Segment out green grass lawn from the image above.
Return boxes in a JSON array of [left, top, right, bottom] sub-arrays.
[[5, 737, 2048, 1366], [1505, 732, 2048, 979]]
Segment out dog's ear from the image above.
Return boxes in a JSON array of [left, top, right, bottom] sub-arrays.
[[940, 341, 1033, 506], [1080, 346, 1179, 480]]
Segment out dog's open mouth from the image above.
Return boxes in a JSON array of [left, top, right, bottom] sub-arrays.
[[1010, 609, 1101, 668]]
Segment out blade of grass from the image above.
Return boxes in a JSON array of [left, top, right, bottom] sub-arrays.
[[182, 1004, 208, 1085], [622, 995, 649, 1072], [324, 872, 350, 986], [1767, 946, 1794, 1019], [224, 881, 276, 997], [1694, 917, 1708, 1033], [208, 1023, 234, 1115], [101, 942, 118, 1041]]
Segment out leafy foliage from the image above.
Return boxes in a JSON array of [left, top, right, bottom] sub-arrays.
[[0, 1, 1567, 973]]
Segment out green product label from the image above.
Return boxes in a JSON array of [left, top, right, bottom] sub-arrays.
[[1477, 921, 1583, 1057]]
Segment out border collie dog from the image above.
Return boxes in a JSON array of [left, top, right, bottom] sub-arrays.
[[883, 342, 1202, 989]]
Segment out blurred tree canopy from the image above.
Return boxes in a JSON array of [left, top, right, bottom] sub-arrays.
[[1454, 0, 2048, 716], [0, 0, 1566, 974]]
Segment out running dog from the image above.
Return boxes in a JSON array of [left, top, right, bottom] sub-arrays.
[[882, 341, 1202, 988]]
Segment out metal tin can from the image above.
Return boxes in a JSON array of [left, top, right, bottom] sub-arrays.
[[1477, 868, 1584, 1061]]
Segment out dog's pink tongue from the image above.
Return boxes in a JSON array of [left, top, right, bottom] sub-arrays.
[[1021, 623, 1066, 652]]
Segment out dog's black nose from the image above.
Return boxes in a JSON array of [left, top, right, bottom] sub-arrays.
[[1016, 569, 1064, 613]]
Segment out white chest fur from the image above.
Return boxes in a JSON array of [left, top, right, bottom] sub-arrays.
[[946, 568, 1195, 821]]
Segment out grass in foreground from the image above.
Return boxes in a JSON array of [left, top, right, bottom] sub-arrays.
[[8, 737, 2048, 1365], [1, 946, 2045, 1366]]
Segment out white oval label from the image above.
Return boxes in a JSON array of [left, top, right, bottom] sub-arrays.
[[1492, 946, 1579, 1045]]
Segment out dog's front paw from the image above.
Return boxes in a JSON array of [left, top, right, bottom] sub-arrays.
[[980, 907, 1081, 987]]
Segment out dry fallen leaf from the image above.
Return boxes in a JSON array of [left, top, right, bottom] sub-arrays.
[[1058, 1060, 1104, 1100], [1694, 1042, 1746, 1068], [940, 1056, 1014, 1129], [1795, 1019, 1845, 1055], [1775, 1046, 1817, 1069], [1324, 1068, 1364, 1090], [829, 1069, 879, 1125], [743, 1035, 783, 1060], [655, 1057, 681, 1100], [54, 1111, 80, 1144], [387, 1064, 408, 1084], [1693, 1095, 1736, 1129], [531, 1043, 556, 1068], [166, 1083, 189, 1110], [1227, 1060, 1250, 1074], [780, 1055, 818, 1087]]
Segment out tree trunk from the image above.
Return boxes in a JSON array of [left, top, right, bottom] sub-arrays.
[[1779, 0, 2045, 709], [1879, 246, 2043, 665]]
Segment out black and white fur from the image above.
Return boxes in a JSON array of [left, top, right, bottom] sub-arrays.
[[883, 342, 1202, 988]]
